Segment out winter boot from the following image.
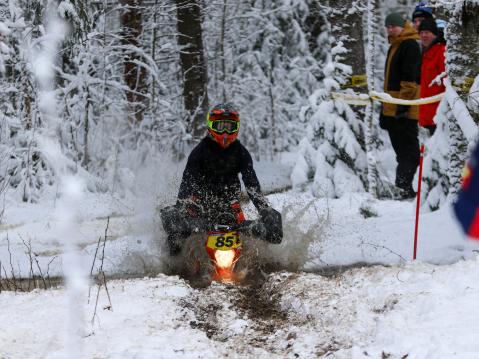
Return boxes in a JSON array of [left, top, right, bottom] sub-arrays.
[[395, 187, 416, 200]]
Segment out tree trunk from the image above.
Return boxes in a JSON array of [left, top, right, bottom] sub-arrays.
[[328, 0, 366, 91], [268, 66, 276, 160], [83, 85, 91, 169], [120, 0, 148, 123], [151, 0, 159, 107], [219, 0, 227, 102], [445, 1, 479, 118], [303, 0, 328, 70], [176, 0, 209, 139], [365, 0, 379, 197]]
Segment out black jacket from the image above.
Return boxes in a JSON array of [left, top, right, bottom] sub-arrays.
[[177, 137, 268, 212], [382, 21, 421, 120]]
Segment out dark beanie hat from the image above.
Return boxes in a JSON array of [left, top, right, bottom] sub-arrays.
[[412, 4, 434, 20], [418, 17, 438, 35], [385, 12, 405, 27]]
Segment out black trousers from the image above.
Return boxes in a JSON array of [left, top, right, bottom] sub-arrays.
[[380, 116, 420, 191]]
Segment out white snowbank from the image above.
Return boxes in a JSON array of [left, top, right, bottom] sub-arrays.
[[2, 259, 479, 357]]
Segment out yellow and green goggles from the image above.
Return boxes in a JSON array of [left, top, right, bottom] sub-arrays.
[[208, 119, 240, 134]]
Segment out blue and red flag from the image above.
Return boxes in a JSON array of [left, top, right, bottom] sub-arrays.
[[454, 143, 479, 238]]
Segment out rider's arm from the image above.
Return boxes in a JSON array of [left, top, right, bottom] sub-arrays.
[[239, 145, 269, 210], [177, 144, 203, 203]]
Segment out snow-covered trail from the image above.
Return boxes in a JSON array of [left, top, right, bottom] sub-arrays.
[[2, 259, 479, 358], [3, 163, 479, 358]]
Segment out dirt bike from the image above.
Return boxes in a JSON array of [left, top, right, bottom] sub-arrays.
[[160, 203, 282, 285], [191, 215, 252, 283]]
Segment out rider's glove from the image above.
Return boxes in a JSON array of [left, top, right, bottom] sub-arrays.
[[186, 204, 200, 218], [178, 196, 203, 218]]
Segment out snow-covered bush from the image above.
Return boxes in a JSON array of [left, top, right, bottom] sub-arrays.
[[0, 2, 53, 203], [291, 35, 367, 198], [420, 98, 452, 211], [0, 21, 11, 75]]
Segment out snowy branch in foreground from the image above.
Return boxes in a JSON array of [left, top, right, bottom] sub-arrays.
[[443, 78, 478, 144]]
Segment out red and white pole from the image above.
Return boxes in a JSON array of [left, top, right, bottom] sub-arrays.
[[413, 144, 425, 260]]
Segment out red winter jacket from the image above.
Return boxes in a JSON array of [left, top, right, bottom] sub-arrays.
[[419, 40, 446, 127]]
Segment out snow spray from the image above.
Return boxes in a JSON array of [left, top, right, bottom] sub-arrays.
[[414, 144, 425, 260]]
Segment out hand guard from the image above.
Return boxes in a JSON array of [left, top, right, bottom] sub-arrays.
[[178, 197, 203, 218], [251, 221, 267, 238], [160, 204, 191, 237], [258, 207, 283, 244]]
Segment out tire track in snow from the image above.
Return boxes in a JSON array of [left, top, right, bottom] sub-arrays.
[[181, 277, 294, 357], [178, 266, 406, 358]]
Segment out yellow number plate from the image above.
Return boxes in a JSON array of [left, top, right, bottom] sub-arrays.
[[206, 231, 241, 250]]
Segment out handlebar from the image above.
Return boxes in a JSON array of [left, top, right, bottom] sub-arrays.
[[188, 218, 256, 233], [161, 204, 282, 244]]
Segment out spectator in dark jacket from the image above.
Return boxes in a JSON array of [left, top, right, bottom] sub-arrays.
[[379, 12, 421, 200], [418, 18, 446, 135]]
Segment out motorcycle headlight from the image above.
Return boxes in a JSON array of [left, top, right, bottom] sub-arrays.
[[214, 250, 235, 269]]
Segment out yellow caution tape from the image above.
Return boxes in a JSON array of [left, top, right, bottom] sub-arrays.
[[369, 91, 444, 105], [331, 91, 444, 106], [331, 92, 371, 105], [351, 74, 368, 88], [341, 74, 368, 89]]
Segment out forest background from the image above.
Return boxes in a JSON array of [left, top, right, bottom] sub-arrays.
[[0, 0, 478, 212]]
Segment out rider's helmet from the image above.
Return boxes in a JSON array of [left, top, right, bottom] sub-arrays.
[[207, 103, 240, 149]]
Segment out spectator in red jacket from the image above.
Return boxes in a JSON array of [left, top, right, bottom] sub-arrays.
[[418, 18, 446, 135]]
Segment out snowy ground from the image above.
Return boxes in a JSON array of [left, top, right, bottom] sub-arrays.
[[1, 158, 479, 358], [2, 260, 479, 358]]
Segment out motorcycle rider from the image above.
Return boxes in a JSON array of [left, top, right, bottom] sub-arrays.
[[162, 103, 282, 256]]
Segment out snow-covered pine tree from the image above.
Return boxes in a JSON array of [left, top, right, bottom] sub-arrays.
[[420, 96, 452, 210], [46, 2, 128, 193], [2, 1, 174, 200], [444, 2, 479, 193], [56, 1, 174, 194], [421, 1, 479, 210], [442, 0, 479, 104], [0, 1, 54, 203], [291, 1, 368, 198], [203, 0, 324, 159], [0, 14, 12, 195], [141, 1, 190, 156], [0, 20, 9, 75]]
